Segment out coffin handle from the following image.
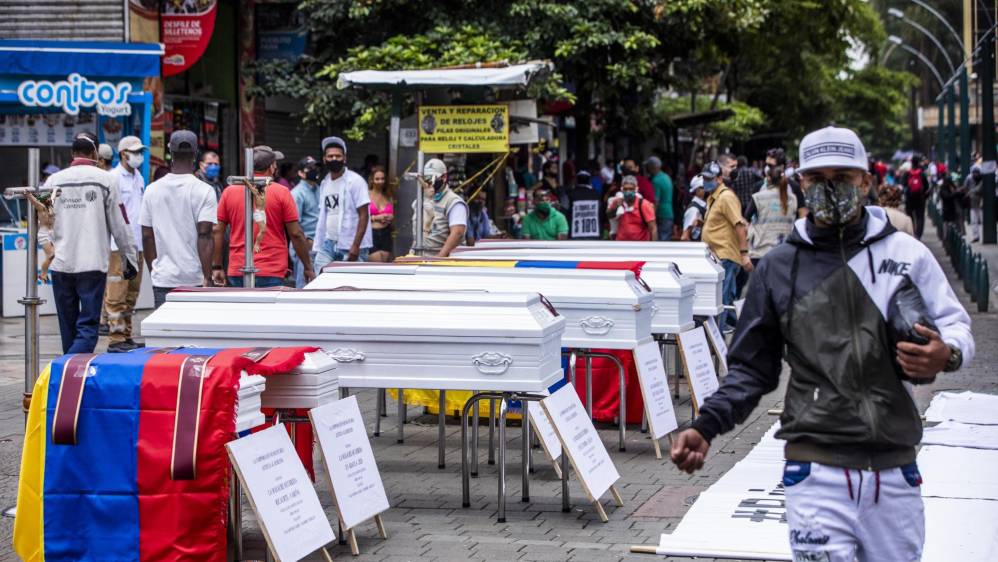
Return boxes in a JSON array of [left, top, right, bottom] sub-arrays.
[[579, 315, 614, 336], [325, 348, 367, 363]]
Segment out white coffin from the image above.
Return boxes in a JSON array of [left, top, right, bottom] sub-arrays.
[[472, 239, 714, 256], [309, 263, 657, 346], [450, 247, 722, 317], [261, 350, 340, 409], [141, 289, 565, 393], [237, 374, 266, 433]]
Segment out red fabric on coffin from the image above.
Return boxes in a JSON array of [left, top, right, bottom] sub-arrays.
[[571, 349, 646, 425]]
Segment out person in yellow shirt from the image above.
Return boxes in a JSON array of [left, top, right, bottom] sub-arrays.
[[701, 161, 751, 331]]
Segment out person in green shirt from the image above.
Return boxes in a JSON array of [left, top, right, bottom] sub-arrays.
[[521, 187, 569, 240], [646, 156, 674, 240]]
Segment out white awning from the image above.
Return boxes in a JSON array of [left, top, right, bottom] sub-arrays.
[[337, 61, 552, 90]]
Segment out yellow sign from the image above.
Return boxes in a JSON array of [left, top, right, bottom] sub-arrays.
[[418, 104, 509, 153]]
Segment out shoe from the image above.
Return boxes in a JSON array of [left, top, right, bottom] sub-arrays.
[[98, 324, 109, 336], [107, 340, 139, 353], [126, 338, 145, 349]]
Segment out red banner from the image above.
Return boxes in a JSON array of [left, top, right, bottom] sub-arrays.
[[161, 1, 217, 77]]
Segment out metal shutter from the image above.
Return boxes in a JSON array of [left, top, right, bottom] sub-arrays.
[[262, 111, 322, 167], [0, 0, 125, 41]]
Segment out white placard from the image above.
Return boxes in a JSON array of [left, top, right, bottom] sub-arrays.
[[527, 400, 561, 461], [226, 425, 335, 562], [541, 385, 620, 501], [703, 317, 729, 375], [632, 339, 678, 439], [678, 327, 720, 411], [400, 128, 418, 148], [570, 199, 600, 238], [309, 395, 390, 530]]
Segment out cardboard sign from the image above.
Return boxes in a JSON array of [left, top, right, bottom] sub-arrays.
[[226, 425, 335, 562], [309, 396, 390, 530], [418, 104, 509, 153], [527, 400, 561, 462], [541, 385, 620, 501], [677, 327, 720, 413], [570, 199, 600, 238], [632, 339, 679, 439], [703, 317, 729, 375]]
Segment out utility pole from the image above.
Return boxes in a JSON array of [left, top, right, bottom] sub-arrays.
[[948, 86, 958, 171], [960, 67, 972, 176], [981, 28, 996, 244]]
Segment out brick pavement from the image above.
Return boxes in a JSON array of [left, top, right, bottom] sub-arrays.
[[0, 224, 992, 562]]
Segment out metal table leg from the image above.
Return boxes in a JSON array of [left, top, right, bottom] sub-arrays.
[[586, 352, 628, 452], [673, 340, 683, 399], [471, 391, 480, 477], [487, 398, 496, 465], [497, 395, 509, 523], [521, 405, 530, 502], [374, 388, 384, 436], [397, 389, 405, 444], [561, 434, 571, 513], [585, 350, 593, 417], [230, 468, 243, 560], [438, 390, 447, 469]]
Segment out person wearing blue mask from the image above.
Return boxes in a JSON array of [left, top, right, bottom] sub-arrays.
[[196, 151, 224, 201], [700, 160, 750, 332]]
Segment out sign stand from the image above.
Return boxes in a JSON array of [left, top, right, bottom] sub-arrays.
[[703, 317, 728, 376], [540, 385, 624, 523], [309, 396, 390, 557], [226, 425, 336, 562], [676, 327, 720, 417], [631, 339, 680, 460]]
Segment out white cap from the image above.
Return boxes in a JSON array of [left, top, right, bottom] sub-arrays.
[[117, 135, 145, 153], [797, 126, 867, 173], [423, 158, 447, 178], [689, 174, 703, 193]]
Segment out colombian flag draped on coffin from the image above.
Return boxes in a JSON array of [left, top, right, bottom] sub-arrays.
[[14, 346, 318, 562], [389, 259, 647, 417]]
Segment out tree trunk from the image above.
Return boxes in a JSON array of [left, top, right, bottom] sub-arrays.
[[574, 86, 593, 167]]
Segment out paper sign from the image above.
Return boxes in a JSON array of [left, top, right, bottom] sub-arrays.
[[703, 317, 729, 375], [541, 385, 620, 501], [678, 327, 720, 411], [309, 396, 390, 530], [571, 199, 600, 238], [226, 425, 335, 562], [527, 400, 561, 461], [632, 339, 679, 439]]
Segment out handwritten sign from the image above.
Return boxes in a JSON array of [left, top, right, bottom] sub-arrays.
[[571, 199, 600, 238], [309, 396, 390, 530], [678, 327, 720, 413], [541, 385, 620, 501], [226, 425, 335, 562], [632, 339, 679, 439], [527, 400, 561, 463], [418, 104, 509, 153], [704, 317, 729, 375]]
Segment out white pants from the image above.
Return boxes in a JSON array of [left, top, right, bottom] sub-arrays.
[[970, 208, 982, 240], [783, 461, 924, 562]]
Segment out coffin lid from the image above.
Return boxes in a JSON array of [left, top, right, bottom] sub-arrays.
[[311, 264, 653, 307], [449, 248, 721, 277]]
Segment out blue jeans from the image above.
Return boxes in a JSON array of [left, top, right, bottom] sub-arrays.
[[290, 248, 318, 288], [720, 258, 741, 330], [227, 276, 285, 288], [51, 270, 107, 354], [658, 219, 675, 241], [314, 239, 369, 270]]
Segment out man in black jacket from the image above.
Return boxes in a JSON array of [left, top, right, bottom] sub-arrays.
[[671, 126, 975, 562]]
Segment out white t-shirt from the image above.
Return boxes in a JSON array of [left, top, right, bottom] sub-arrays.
[[448, 202, 468, 227], [313, 169, 373, 251], [683, 196, 706, 231], [110, 163, 144, 252], [139, 173, 218, 288]]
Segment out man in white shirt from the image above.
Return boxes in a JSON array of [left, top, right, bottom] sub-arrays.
[[681, 174, 707, 241], [104, 135, 146, 352], [313, 136, 372, 267], [140, 130, 218, 308]]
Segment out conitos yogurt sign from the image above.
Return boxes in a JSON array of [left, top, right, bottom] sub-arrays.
[[161, 1, 218, 77]]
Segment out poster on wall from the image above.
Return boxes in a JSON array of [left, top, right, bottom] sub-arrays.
[[161, 0, 218, 77], [0, 113, 96, 147], [256, 4, 308, 62]]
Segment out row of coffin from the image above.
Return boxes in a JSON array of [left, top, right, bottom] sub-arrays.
[[142, 240, 725, 395]]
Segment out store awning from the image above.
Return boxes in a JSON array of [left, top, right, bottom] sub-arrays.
[[337, 61, 553, 91], [0, 40, 164, 78]]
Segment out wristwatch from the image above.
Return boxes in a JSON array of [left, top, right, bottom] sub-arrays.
[[943, 345, 963, 372]]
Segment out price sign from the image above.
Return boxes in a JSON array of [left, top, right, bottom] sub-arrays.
[[632, 338, 678, 439], [226, 425, 335, 562], [704, 317, 728, 375], [310, 396, 390, 530], [571, 199, 600, 239], [678, 327, 720, 413], [540, 385, 620, 501]]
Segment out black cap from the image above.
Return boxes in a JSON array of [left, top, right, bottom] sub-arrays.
[[168, 130, 198, 153], [298, 156, 318, 171], [576, 171, 592, 185]]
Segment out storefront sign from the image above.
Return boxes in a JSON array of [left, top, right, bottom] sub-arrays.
[[418, 104, 509, 153], [16, 74, 131, 116], [633, 339, 678, 440], [161, 1, 218, 77]]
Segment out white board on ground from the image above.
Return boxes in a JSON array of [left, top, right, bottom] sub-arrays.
[[924, 391, 998, 425], [541, 384, 620, 501], [921, 421, 998, 450], [919, 445, 998, 500], [310, 395, 390, 530], [677, 327, 719, 411], [703, 317, 728, 375], [226, 425, 335, 562], [527, 400, 560, 461], [632, 338, 678, 439]]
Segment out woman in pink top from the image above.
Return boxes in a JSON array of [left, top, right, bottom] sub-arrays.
[[368, 166, 394, 262]]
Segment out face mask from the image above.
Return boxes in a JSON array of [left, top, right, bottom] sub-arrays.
[[623, 191, 636, 203], [326, 159, 345, 174], [304, 167, 321, 182], [804, 179, 863, 226], [536, 202, 551, 213], [703, 180, 718, 193], [204, 163, 220, 180], [126, 152, 144, 169]]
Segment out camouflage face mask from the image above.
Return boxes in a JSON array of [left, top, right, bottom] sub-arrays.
[[804, 179, 863, 226]]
